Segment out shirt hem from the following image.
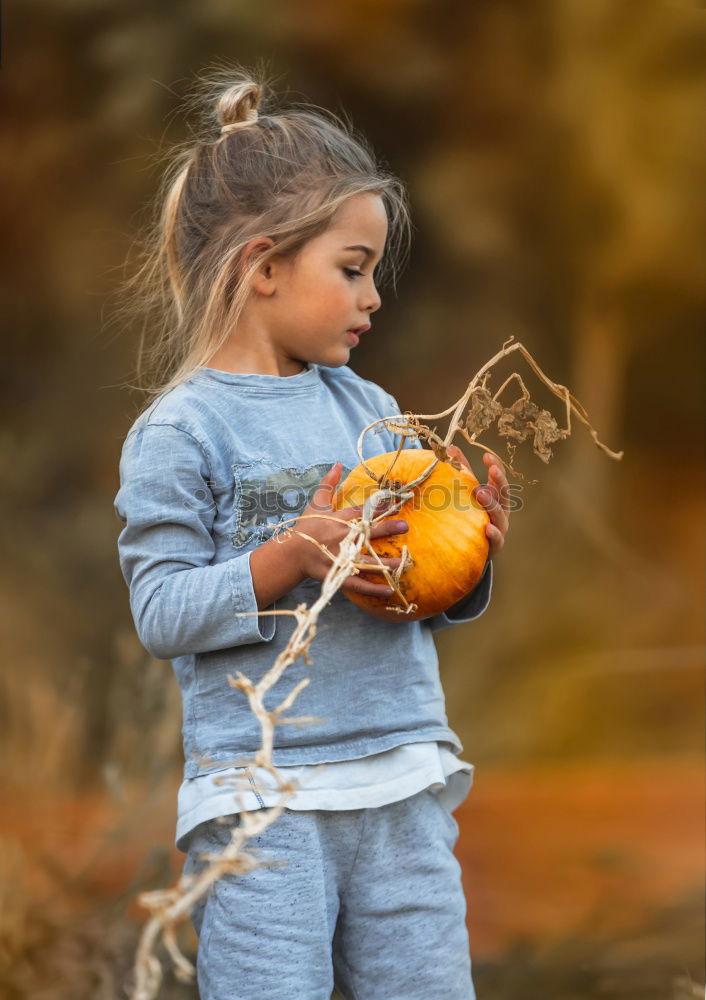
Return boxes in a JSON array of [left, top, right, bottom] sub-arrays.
[[183, 728, 463, 777]]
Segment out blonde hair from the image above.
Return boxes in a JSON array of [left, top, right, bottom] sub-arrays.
[[118, 64, 412, 401]]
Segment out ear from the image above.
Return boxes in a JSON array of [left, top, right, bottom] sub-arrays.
[[240, 236, 277, 296]]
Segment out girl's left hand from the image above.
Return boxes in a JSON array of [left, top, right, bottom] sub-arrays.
[[446, 445, 510, 559]]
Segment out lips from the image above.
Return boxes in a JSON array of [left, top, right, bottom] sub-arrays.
[[347, 324, 371, 335]]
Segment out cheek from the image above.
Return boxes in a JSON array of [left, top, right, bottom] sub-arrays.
[[332, 278, 356, 307], [291, 271, 353, 324], [314, 279, 353, 315]]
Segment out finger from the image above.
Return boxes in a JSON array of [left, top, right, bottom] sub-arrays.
[[447, 444, 472, 473], [482, 461, 511, 514], [355, 555, 405, 571], [335, 504, 363, 521], [488, 503, 509, 535], [482, 453, 507, 481], [488, 508, 509, 535], [486, 523, 504, 556], [483, 451, 505, 473], [342, 578, 397, 598], [339, 497, 399, 520], [312, 462, 344, 508], [486, 461, 511, 514], [473, 485, 509, 534], [321, 461, 342, 483], [370, 518, 409, 539], [480, 486, 509, 531], [372, 496, 397, 514]]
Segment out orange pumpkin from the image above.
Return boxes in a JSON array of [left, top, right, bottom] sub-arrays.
[[332, 449, 490, 623]]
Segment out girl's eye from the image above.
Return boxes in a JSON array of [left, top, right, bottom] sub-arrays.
[[343, 268, 364, 279]]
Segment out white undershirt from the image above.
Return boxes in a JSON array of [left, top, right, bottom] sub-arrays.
[[176, 741, 473, 852]]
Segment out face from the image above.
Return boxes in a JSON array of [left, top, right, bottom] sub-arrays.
[[264, 192, 388, 369]]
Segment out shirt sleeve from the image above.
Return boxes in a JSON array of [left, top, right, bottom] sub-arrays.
[[113, 422, 276, 660], [422, 558, 493, 633], [382, 391, 494, 633]]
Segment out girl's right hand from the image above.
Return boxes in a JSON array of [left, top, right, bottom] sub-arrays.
[[289, 461, 409, 598]]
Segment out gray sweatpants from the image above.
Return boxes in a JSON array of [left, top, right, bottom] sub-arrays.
[[182, 785, 476, 999]]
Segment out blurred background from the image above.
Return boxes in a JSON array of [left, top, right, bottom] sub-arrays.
[[1, 1, 703, 997]]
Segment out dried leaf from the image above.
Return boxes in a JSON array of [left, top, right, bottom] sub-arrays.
[[465, 387, 503, 436], [497, 397, 539, 443], [533, 408, 569, 463], [430, 440, 463, 470]]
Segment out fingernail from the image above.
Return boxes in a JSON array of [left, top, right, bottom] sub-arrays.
[[396, 521, 408, 530]]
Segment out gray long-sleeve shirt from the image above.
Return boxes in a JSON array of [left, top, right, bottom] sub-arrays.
[[114, 362, 493, 779]]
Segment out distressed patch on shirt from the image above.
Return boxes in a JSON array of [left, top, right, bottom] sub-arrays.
[[231, 460, 350, 549]]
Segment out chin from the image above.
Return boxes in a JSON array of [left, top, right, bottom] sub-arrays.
[[314, 351, 351, 369]]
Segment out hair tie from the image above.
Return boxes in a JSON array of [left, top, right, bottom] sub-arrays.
[[220, 110, 259, 136]]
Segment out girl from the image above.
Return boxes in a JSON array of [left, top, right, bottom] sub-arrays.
[[114, 68, 509, 1000]]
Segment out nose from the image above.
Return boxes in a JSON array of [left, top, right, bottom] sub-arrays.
[[363, 277, 382, 314]]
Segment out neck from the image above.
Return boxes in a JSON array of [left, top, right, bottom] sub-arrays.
[[206, 336, 306, 378]]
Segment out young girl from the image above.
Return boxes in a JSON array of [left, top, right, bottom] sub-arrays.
[[114, 69, 509, 1000]]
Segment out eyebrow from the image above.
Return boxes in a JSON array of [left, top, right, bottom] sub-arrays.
[[342, 244, 378, 260]]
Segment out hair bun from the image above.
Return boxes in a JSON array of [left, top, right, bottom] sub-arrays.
[[217, 81, 261, 136]]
